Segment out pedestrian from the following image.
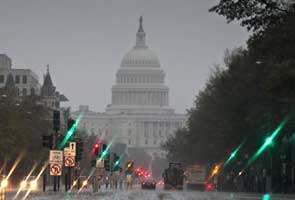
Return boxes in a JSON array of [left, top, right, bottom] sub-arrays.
[[119, 168, 124, 190], [104, 175, 110, 189], [126, 174, 132, 189]]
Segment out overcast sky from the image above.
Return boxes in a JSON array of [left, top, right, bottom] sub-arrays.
[[0, 0, 249, 113]]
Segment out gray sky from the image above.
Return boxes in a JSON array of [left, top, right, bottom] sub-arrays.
[[0, 0, 249, 113]]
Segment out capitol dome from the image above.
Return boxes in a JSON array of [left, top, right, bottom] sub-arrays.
[[107, 16, 173, 115], [120, 16, 160, 68], [121, 48, 160, 68]]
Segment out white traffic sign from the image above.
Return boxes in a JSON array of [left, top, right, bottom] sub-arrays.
[[64, 147, 75, 157], [50, 163, 62, 176], [96, 159, 104, 168], [69, 142, 76, 156], [49, 150, 63, 164], [65, 156, 75, 167]]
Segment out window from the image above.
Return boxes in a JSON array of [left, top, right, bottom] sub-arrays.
[[30, 88, 35, 95], [145, 139, 148, 145], [0, 75, 4, 83], [15, 75, 20, 84], [153, 140, 157, 145], [144, 122, 148, 137], [128, 139, 131, 145], [128, 129, 132, 136], [22, 75, 27, 84], [22, 88, 27, 96], [159, 130, 162, 137]]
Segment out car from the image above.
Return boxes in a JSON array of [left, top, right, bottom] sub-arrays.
[[141, 179, 156, 190], [78, 176, 89, 188], [0, 175, 9, 189], [19, 176, 38, 191]]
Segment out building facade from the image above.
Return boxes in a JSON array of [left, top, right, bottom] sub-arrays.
[[0, 54, 69, 128], [0, 54, 40, 96], [72, 17, 187, 158]]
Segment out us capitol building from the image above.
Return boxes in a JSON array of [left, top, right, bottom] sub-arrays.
[[72, 17, 187, 158]]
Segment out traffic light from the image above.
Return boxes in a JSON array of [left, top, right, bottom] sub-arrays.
[[42, 134, 53, 149], [94, 143, 100, 156], [76, 140, 84, 161], [67, 118, 75, 132], [100, 143, 108, 158], [53, 110, 60, 131], [126, 161, 134, 170], [113, 153, 120, 171], [104, 154, 110, 171]]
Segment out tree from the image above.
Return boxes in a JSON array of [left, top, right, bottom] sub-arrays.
[[0, 91, 51, 184], [209, 0, 294, 32]]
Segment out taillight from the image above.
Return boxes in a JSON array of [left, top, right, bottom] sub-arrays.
[[206, 183, 213, 190]]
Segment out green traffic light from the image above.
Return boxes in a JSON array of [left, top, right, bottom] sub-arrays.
[[115, 160, 120, 166], [263, 194, 270, 200], [265, 137, 273, 146], [101, 150, 107, 158], [247, 116, 289, 166], [223, 141, 245, 167], [59, 113, 83, 149]]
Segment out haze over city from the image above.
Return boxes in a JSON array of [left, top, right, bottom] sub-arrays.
[[0, 0, 249, 113]]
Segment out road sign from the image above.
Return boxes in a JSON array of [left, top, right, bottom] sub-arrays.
[[50, 163, 62, 176], [96, 159, 104, 168], [64, 147, 75, 157], [69, 142, 76, 156], [49, 150, 63, 164], [65, 156, 75, 167]]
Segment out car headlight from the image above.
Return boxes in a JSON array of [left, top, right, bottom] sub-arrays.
[[73, 180, 77, 186], [82, 180, 87, 186], [20, 181, 27, 188], [30, 180, 37, 189], [1, 179, 8, 188]]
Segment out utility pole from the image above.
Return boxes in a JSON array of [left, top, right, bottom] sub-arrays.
[[53, 110, 60, 192]]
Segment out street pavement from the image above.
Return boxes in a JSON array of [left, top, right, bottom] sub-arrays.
[[3, 185, 295, 200]]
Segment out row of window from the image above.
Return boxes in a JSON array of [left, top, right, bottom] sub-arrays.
[[117, 74, 163, 84], [15, 88, 35, 96], [0, 75, 27, 84], [144, 139, 165, 146]]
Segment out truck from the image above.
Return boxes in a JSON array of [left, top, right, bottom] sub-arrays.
[[162, 162, 184, 190], [184, 164, 211, 190]]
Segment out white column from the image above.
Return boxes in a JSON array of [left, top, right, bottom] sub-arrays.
[[112, 92, 115, 104]]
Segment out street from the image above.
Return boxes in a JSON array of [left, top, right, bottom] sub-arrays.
[[3, 186, 295, 200]]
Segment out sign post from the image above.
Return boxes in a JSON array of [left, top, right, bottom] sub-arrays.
[[63, 143, 76, 191], [49, 150, 63, 191]]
